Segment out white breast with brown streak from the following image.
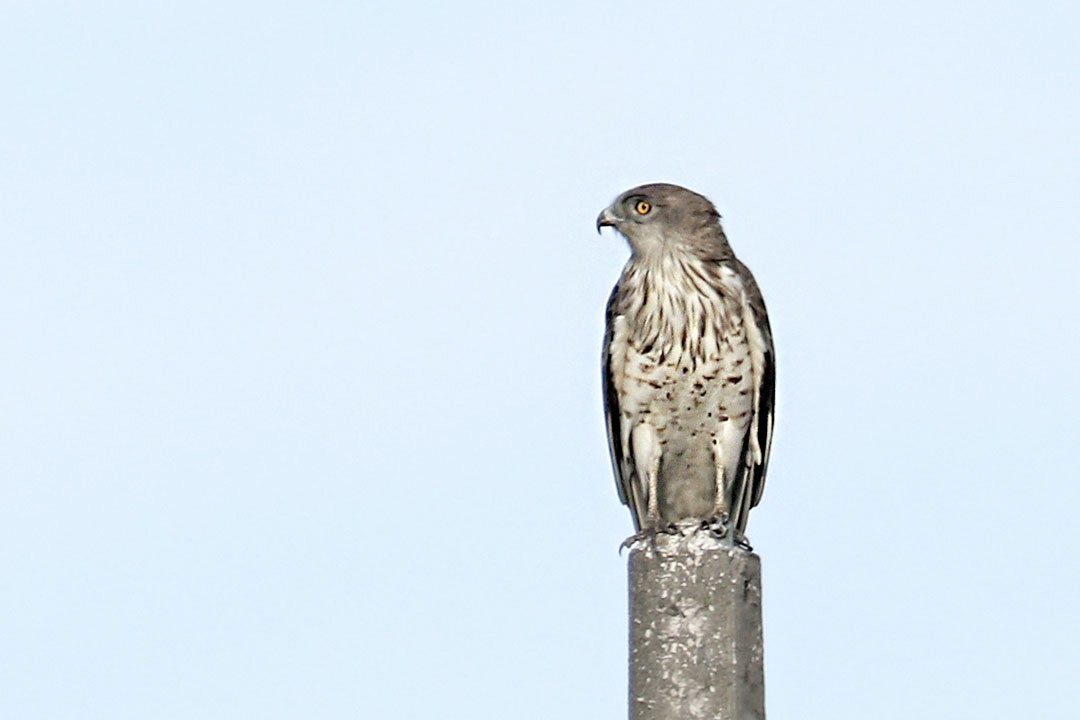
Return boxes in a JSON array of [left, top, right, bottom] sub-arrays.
[[610, 259, 756, 524]]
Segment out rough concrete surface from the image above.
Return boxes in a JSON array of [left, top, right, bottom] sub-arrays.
[[628, 529, 765, 720]]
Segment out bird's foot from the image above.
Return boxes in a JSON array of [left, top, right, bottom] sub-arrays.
[[701, 513, 731, 540], [701, 515, 754, 551], [619, 522, 682, 554]]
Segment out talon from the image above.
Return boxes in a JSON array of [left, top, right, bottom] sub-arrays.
[[618, 523, 681, 554], [733, 531, 753, 552], [619, 529, 652, 553], [702, 513, 731, 540]]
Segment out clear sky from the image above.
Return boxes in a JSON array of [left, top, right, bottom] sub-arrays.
[[3, 2, 1078, 718]]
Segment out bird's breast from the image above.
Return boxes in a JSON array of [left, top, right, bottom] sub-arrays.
[[611, 257, 754, 447], [613, 299, 753, 427]]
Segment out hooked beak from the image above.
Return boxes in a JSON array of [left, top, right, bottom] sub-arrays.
[[596, 207, 618, 234]]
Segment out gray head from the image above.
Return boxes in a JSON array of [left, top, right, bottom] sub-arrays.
[[596, 183, 731, 260]]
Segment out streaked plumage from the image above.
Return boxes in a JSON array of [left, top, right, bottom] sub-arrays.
[[597, 183, 775, 546]]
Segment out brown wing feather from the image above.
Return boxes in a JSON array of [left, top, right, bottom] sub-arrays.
[[601, 284, 642, 529], [737, 262, 775, 508], [751, 343, 775, 507]]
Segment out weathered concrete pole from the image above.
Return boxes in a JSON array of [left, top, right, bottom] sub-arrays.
[[628, 529, 765, 720]]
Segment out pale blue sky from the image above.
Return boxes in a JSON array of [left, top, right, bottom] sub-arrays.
[[3, 2, 1079, 718]]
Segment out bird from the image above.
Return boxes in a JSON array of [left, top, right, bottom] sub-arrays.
[[597, 183, 775, 549]]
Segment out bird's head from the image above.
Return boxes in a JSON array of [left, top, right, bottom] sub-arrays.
[[597, 183, 729, 260]]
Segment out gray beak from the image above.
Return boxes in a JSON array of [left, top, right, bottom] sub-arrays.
[[596, 207, 618, 234]]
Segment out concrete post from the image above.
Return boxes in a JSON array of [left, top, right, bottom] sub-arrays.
[[628, 530, 765, 720]]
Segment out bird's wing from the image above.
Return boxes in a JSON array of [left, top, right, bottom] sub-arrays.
[[601, 284, 641, 528], [736, 261, 776, 508]]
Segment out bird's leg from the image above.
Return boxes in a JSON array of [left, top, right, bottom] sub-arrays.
[[620, 453, 679, 552], [704, 440, 732, 540], [645, 452, 661, 529], [645, 453, 683, 541]]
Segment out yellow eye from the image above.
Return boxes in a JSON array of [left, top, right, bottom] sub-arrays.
[[634, 200, 652, 215]]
